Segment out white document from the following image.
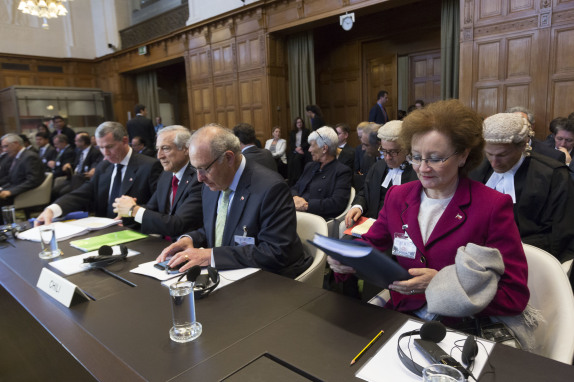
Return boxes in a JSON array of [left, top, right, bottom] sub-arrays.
[[129, 260, 182, 281], [17, 218, 120, 242], [355, 319, 495, 382], [49, 246, 140, 275]]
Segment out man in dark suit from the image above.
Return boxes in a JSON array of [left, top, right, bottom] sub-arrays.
[[0, 134, 45, 218], [113, 126, 203, 238], [131, 136, 155, 157], [335, 123, 354, 170], [50, 116, 76, 149], [53, 132, 103, 197], [127, 104, 155, 151], [470, 113, 574, 267], [19, 135, 37, 153], [354, 123, 381, 191], [233, 123, 277, 171], [156, 124, 311, 278], [35, 121, 162, 225], [368, 90, 390, 124], [35, 131, 57, 170], [48, 134, 76, 178]]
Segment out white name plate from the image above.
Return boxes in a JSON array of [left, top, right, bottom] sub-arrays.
[[36, 268, 89, 307]]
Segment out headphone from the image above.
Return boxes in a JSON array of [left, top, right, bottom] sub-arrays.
[[83, 244, 128, 268], [397, 321, 478, 377], [179, 265, 220, 299]]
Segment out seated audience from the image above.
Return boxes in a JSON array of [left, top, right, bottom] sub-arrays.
[[20, 134, 37, 153], [0, 134, 45, 221], [131, 136, 155, 157], [329, 100, 532, 348], [265, 126, 287, 178], [48, 134, 76, 178], [291, 126, 352, 220], [470, 113, 574, 267], [155, 124, 312, 278], [335, 123, 354, 170], [113, 126, 203, 238], [354, 122, 381, 191], [50, 115, 76, 149], [35, 121, 162, 224], [287, 117, 310, 186], [414, 99, 425, 109], [553, 117, 574, 166], [35, 131, 56, 169], [233, 123, 277, 171]]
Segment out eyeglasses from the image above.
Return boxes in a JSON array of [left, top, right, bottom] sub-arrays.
[[196, 153, 223, 175], [380, 149, 402, 157], [407, 152, 458, 167]]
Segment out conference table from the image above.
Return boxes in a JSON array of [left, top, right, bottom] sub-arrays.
[[1, 225, 573, 381]]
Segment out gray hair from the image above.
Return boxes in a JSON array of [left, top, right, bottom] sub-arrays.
[[308, 126, 338, 156], [362, 123, 381, 146], [1, 133, 23, 145], [190, 123, 241, 158], [158, 125, 192, 150], [95, 121, 127, 141], [505, 106, 535, 126]]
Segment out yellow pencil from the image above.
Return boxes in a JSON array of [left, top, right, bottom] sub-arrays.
[[350, 330, 384, 365]]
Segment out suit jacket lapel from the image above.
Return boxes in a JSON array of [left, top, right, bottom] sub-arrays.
[[424, 178, 470, 248], [121, 155, 137, 195], [171, 165, 193, 213], [400, 182, 426, 254], [222, 166, 251, 245], [99, 162, 114, 208]]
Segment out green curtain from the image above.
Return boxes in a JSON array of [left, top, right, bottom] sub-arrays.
[[136, 71, 160, 121], [441, 0, 460, 100], [287, 31, 316, 124]]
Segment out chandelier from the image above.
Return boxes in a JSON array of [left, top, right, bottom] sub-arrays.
[[17, 0, 73, 30]]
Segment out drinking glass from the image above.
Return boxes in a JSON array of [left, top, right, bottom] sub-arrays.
[[2, 205, 16, 228], [39, 225, 61, 259], [169, 280, 202, 343], [422, 364, 465, 382]]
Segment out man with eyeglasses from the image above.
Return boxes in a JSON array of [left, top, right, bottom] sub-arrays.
[[156, 123, 312, 278], [112, 126, 203, 238], [470, 113, 574, 268], [345, 121, 417, 227], [35, 121, 162, 225]]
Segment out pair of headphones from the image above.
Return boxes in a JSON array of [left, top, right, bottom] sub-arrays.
[[397, 320, 478, 377], [84, 244, 128, 268], [178, 265, 220, 299]]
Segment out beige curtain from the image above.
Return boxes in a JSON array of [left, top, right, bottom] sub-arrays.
[[287, 31, 316, 124], [441, 0, 460, 99], [136, 71, 159, 120]]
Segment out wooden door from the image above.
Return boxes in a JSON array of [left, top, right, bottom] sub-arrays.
[[366, 55, 397, 121], [409, 50, 441, 106]]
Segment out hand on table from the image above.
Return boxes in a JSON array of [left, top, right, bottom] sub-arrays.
[[156, 236, 211, 273]]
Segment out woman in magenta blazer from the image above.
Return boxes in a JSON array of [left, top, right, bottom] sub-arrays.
[[329, 100, 529, 319]]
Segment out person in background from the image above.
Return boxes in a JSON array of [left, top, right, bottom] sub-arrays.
[[51, 115, 76, 149], [354, 123, 381, 191], [48, 134, 76, 179], [131, 136, 155, 157], [35, 131, 56, 170], [37, 123, 50, 136], [127, 104, 155, 151], [335, 123, 354, 170], [368, 90, 389, 124], [554, 117, 574, 166], [329, 100, 532, 348], [354, 122, 369, 175], [287, 116, 310, 186], [305, 104, 326, 131], [291, 126, 352, 220], [265, 126, 287, 178], [154, 116, 164, 134], [233, 123, 277, 171], [414, 99, 425, 109], [19, 134, 37, 153]]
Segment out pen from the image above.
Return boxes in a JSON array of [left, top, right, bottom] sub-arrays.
[[100, 268, 137, 287], [350, 330, 384, 365]]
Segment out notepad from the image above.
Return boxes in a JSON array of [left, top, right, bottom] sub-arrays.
[[69, 230, 148, 252], [17, 217, 121, 242], [343, 217, 376, 238]]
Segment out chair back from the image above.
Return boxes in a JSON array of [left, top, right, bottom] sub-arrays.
[[523, 243, 574, 363], [14, 172, 53, 210], [295, 211, 328, 288], [327, 187, 355, 237]]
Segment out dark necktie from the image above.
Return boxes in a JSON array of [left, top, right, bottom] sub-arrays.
[[76, 151, 85, 173], [107, 164, 124, 218], [171, 175, 179, 207]]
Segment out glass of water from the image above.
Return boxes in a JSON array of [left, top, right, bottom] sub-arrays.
[[39, 225, 61, 259], [2, 205, 16, 228], [422, 364, 465, 382], [169, 280, 202, 343]]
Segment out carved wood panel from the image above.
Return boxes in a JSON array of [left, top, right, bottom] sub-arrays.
[[409, 50, 441, 106]]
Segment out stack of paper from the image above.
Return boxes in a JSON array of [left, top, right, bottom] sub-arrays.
[[17, 217, 121, 242], [343, 217, 376, 238]]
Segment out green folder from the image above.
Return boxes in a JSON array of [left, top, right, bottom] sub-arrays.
[[69, 230, 148, 252]]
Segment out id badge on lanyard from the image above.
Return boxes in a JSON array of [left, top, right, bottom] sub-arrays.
[[392, 224, 417, 259]]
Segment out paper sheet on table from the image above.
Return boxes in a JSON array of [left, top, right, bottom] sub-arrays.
[[355, 318, 495, 382], [17, 222, 89, 242], [66, 217, 120, 230], [160, 267, 259, 291], [49, 246, 140, 275], [129, 260, 182, 281]]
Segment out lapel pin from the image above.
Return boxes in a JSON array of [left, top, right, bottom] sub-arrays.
[[455, 214, 463, 220], [241, 196, 244, 201], [129, 178, 133, 182]]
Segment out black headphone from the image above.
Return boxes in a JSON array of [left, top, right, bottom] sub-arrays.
[[397, 321, 478, 377], [179, 265, 220, 299], [83, 244, 128, 267]]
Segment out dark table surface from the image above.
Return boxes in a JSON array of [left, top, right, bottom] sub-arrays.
[[1, 226, 573, 381]]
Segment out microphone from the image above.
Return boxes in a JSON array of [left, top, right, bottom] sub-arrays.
[[401, 320, 447, 342], [83, 245, 128, 267]]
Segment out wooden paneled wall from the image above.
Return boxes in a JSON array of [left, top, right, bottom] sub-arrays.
[[459, 0, 574, 138]]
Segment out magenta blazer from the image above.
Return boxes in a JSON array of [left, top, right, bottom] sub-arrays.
[[362, 177, 529, 317]]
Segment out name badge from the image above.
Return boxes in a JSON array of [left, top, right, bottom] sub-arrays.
[[392, 233, 417, 259], [234, 235, 255, 246]]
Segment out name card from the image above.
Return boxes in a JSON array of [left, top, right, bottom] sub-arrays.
[[36, 268, 90, 307]]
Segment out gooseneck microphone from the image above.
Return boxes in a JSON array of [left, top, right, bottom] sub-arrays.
[[83, 245, 135, 287]]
